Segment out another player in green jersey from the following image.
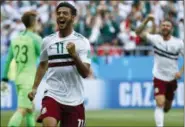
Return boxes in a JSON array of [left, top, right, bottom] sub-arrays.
[[1, 11, 42, 127]]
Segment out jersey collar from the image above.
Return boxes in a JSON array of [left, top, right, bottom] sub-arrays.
[[57, 30, 75, 39]]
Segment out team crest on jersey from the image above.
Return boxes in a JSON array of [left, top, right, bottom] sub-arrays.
[[155, 88, 159, 93], [49, 44, 57, 49], [41, 107, 47, 114]]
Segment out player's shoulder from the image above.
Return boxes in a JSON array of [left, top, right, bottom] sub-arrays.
[[172, 36, 183, 42], [44, 32, 57, 39], [10, 33, 22, 44], [172, 36, 184, 45], [29, 33, 42, 43], [32, 33, 42, 40], [152, 34, 162, 38], [73, 31, 90, 44], [146, 33, 162, 39], [43, 32, 58, 43]]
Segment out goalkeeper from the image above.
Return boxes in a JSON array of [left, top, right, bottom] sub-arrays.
[[1, 11, 42, 126]]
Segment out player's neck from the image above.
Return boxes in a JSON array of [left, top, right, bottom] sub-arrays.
[[26, 27, 34, 32], [59, 27, 73, 38], [163, 35, 171, 41]]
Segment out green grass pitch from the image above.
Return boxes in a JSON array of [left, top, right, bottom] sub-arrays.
[[1, 109, 184, 127]]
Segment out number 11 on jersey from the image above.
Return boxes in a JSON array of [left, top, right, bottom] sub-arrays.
[[78, 119, 85, 127], [56, 42, 64, 54]]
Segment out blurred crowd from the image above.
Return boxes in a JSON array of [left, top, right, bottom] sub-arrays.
[[1, 0, 184, 56]]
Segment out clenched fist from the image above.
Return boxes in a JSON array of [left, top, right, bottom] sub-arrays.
[[1, 81, 8, 92], [66, 42, 77, 57], [147, 14, 155, 21], [28, 89, 37, 101]]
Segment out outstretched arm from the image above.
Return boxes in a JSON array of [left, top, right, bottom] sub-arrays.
[[135, 14, 155, 40], [28, 61, 48, 101], [1, 44, 14, 92], [179, 65, 184, 75], [175, 43, 184, 80], [32, 61, 48, 90], [72, 55, 90, 78], [2, 44, 14, 82], [175, 64, 184, 80]]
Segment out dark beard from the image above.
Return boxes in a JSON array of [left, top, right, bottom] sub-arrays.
[[162, 30, 171, 37]]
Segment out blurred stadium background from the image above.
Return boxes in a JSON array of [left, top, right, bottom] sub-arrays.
[[1, 0, 184, 127]]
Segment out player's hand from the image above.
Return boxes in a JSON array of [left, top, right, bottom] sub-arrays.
[[175, 72, 182, 80], [66, 42, 77, 57], [1, 81, 8, 92], [147, 14, 155, 21], [28, 89, 37, 101]]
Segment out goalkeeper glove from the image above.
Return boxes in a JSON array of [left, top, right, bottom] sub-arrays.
[[1, 81, 9, 93], [1, 78, 9, 93]]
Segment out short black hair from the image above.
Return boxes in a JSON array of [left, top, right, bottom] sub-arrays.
[[56, 2, 77, 16]]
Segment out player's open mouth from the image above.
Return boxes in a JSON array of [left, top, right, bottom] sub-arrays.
[[59, 21, 66, 25]]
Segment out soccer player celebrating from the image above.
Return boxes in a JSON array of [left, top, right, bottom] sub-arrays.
[[28, 2, 91, 127], [1, 11, 42, 126], [135, 15, 184, 127]]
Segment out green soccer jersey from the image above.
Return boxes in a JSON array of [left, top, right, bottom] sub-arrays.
[[3, 30, 42, 88]]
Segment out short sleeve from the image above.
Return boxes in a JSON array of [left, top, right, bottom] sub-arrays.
[[40, 38, 48, 61], [146, 33, 160, 45], [179, 40, 184, 56], [78, 39, 91, 64]]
